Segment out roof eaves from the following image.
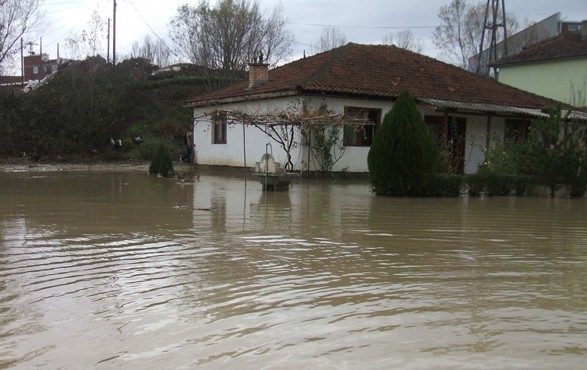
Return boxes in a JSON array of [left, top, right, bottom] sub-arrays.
[[418, 98, 551, 118], [492, 52, 587, 67], [184, 89, 300, 108]]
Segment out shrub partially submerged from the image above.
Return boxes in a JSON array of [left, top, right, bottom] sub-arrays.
[[149, 145, 174, 177], [368, 91, 439, 196]]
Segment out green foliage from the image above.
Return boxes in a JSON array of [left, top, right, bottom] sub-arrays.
[[0, 56, 206, 161], [149, 145, 174, 177], [422, 174, 464, 197], [466, 174, 537, 197], [478, 138, 521, 175], [309, 124, 343, 174], [368, 91, 439, 196], [519, 108, 587, 197], [131, 135, 176, 161], [473, 108, 587, 198]]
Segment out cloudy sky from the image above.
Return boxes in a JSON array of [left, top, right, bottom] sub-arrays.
[[33, 0, 586, 63]]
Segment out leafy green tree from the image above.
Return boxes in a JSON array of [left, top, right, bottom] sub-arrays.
[[368, 91, 439, 196], [520, 108, 587, 197]]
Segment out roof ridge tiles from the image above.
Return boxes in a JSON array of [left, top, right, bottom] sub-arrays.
[[185, 43, 564, 111]]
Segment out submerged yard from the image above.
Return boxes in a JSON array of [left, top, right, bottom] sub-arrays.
[[1, 167, 586, 369]]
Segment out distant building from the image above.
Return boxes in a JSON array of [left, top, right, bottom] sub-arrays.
[[1, 50, 70, 92], [491, 20, 587, 107], [470, 13, 583, 75], [23, 53, 69, 82]]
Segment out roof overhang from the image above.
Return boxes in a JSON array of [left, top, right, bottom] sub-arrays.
[[419, 98, 587, 121], [184, 90, 299, 108]]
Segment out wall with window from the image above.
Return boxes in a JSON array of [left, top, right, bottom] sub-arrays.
[[193, 98, 305, 169], [192, 95, 518, 174]]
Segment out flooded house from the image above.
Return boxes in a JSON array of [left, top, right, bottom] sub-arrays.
[[185, 43, 586, 175]]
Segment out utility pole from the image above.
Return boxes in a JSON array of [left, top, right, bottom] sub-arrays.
[[107, 18, 111, 63], [113, 0, 117, 64], [477, 0, 508, 75], [21, 38, 24, 85]]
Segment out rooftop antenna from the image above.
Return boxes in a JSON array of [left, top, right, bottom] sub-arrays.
[[477, 0, 508, 75], [26, 41, 38, 55]]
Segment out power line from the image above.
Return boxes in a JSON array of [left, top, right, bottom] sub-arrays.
[[285, 22, 435, 30], [123, 0, 181, 60]]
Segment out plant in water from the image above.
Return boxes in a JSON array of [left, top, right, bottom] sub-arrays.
[[520, 107, 587, 197], [368, 91, 439, 196], [149, 144, 174, 177]]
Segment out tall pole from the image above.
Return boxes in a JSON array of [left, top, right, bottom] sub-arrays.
[[478, 0, 508, 76], [501, 0, 508, 57], [113, 0, 117, 64], [107, 18, 111, 63], [21, 38, 24, 85]]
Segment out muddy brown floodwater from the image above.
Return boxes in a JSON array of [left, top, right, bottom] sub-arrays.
[[0, 165, 586, 369]]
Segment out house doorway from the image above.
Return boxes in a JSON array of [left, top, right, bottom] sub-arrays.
[[425, 115, 466, 174]]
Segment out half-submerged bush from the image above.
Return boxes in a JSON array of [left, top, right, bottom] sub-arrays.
[[368, 91, 438, 196], [149, 145, 174, 177], [465, 174, 537, 196], [422, 174, 464, 197]]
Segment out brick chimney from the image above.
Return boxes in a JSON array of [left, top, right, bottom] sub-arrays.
[[248, 51, 269, 88], [248, 62, 269, 89]]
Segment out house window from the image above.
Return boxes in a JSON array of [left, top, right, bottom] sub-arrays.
[[505, 119, 530, 143], [33, 66, 39, 74], [343, 107, 381, 146], [212, 113, 227, 144]]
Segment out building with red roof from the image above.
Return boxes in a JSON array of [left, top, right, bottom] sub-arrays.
[[492, 22, 587, 107], [186, 43, 586, 174]]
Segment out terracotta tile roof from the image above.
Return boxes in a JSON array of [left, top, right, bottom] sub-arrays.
[[492, 31, 587, 66], [185, 43, 561, 110], [0, 76, 22, 84]]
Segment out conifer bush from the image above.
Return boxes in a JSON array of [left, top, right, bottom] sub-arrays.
[[368, 91, 439, 196], [149, 145, 174, 178]]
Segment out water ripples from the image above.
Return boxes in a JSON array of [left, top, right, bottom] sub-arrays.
[[1, 173, 587, 369]]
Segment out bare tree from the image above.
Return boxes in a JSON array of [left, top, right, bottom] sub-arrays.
[[433, 0, 518, 69], [433, 0, 473, 68], [313, 26, 346, 53], [382, 29, 423, 53], [263, 3, 294, 67], [169, 0, 293, 70], [0, 0, 42, 74], [130, 35, 172, 67], [63, 9, 107, 60]]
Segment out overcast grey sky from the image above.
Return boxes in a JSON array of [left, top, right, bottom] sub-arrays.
[[36, 0, 586, 63]]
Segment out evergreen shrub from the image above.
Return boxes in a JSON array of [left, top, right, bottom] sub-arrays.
[[422, 174, 464, 197], [149, 145, 174, 177], [368, 91, 439, 196]]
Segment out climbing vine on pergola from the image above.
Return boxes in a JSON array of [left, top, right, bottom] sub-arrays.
[[199, 104, 372, 173]]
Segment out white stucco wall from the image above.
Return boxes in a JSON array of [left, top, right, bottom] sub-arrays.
[[193, 98, 305, 170], [192, 95, 511, 174]]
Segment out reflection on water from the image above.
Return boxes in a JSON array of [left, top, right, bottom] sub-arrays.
[[0, 170, 586, 369]]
